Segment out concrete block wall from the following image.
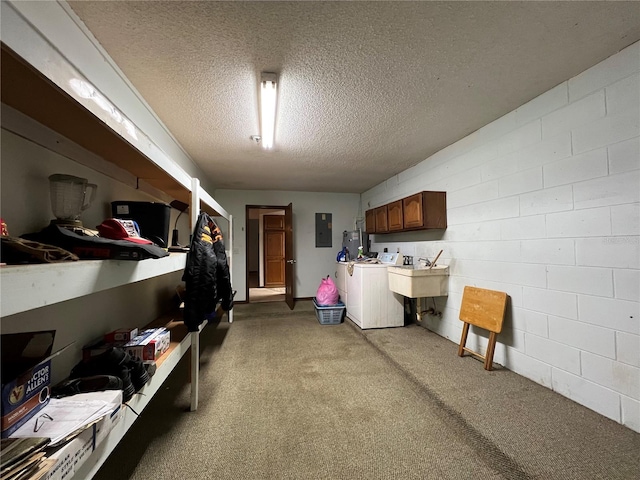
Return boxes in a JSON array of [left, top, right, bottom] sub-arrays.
[[363, 42, 640, 432]]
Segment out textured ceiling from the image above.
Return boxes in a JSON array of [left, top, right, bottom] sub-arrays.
[[67, 1, 640, 194]]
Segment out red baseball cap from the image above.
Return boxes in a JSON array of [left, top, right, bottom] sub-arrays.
[[98, 218, 153, 245]]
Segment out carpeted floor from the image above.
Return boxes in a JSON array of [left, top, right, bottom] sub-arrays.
[[94, 300, 640, 479]]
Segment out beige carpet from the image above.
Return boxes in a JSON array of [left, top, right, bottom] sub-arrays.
[[94, 301, 640, 479]]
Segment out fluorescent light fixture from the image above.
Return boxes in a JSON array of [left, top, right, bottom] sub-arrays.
[[260, 72, 278, 149]]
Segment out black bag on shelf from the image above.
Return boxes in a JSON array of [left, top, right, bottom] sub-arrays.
[[22, 224, 169, 261]]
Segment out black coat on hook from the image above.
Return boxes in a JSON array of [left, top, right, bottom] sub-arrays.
[[182, 212, 234, 331]]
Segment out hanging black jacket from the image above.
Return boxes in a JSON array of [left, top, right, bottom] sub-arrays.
[[210, 219, 234, 313], [182, 212, 234, 331]]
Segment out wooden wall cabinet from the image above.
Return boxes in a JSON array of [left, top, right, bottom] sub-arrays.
[[403, 193, 424, 229], [403, 191, 447, 230], [365, 209, 376, 233], [374, 205, 389, 233], [387, 200, 403, 231], [366, 191, 446, 235]]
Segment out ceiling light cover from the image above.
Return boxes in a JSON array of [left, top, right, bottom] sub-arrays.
[[260, 72, 277, 149]]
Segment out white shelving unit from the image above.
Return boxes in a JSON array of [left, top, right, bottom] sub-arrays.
[[0, 253, 187, 318], [1, 2, 233, 478]]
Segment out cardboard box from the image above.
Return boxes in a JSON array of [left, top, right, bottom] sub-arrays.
[[80, 328, 140, 362], [43, 392, 122, 480], [42, 427, 94, 480], [104, 327, 138, 344], [123, 328, 170, 361], [1, 331, 61, 438]]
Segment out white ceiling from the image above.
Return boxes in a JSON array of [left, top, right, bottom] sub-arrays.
[[67, 1, 640, 194]]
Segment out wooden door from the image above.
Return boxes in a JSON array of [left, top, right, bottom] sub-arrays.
[[264, 215, 285, 287], [284, 203, 295, 309], [387, 200, 403, 231]]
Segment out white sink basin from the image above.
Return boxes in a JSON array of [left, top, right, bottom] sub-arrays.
[[387, 265, 449, 298]]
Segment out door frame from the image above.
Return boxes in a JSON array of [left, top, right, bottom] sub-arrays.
[[245, 204, 294, 306]]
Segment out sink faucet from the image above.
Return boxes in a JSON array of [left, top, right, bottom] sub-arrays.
[[417, 257, 432, 267]]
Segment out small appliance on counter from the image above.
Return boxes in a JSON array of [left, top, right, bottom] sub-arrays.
[[48, 174, 97, 233], [111, 201, 171, 248], [377, 252, 403, 266]]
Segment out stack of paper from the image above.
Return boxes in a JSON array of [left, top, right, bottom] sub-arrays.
[[0, 437, 54, 480], [9, 390, 121, 447]]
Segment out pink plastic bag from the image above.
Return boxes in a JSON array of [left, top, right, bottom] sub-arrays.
[[316, 276, 339, 306]]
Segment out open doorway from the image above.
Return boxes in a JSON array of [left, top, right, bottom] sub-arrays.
[[246, 206, 286, 304]]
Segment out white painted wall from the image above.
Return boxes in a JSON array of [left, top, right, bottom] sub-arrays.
[[363, 42, 640, 432], [215, 190, 361, 301]]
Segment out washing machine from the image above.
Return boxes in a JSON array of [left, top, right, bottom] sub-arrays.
[[345, 252, 404, 329]]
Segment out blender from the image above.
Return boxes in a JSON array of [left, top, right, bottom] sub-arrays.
[[48, 174, 97, 232]]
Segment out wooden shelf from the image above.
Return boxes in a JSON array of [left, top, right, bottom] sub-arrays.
[[144, 312, 190, 369], [0, 253, 187, 318], [1, 45, 194, 207]]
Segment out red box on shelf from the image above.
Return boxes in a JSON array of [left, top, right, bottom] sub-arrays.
[[123, 328, 170, 361], [104, 327, 139, 344]]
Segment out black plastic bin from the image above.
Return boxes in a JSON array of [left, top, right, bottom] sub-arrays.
[[111, 201, 171, 247]]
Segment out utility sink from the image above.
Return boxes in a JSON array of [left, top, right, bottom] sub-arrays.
[[387, 265, 449, 298]]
